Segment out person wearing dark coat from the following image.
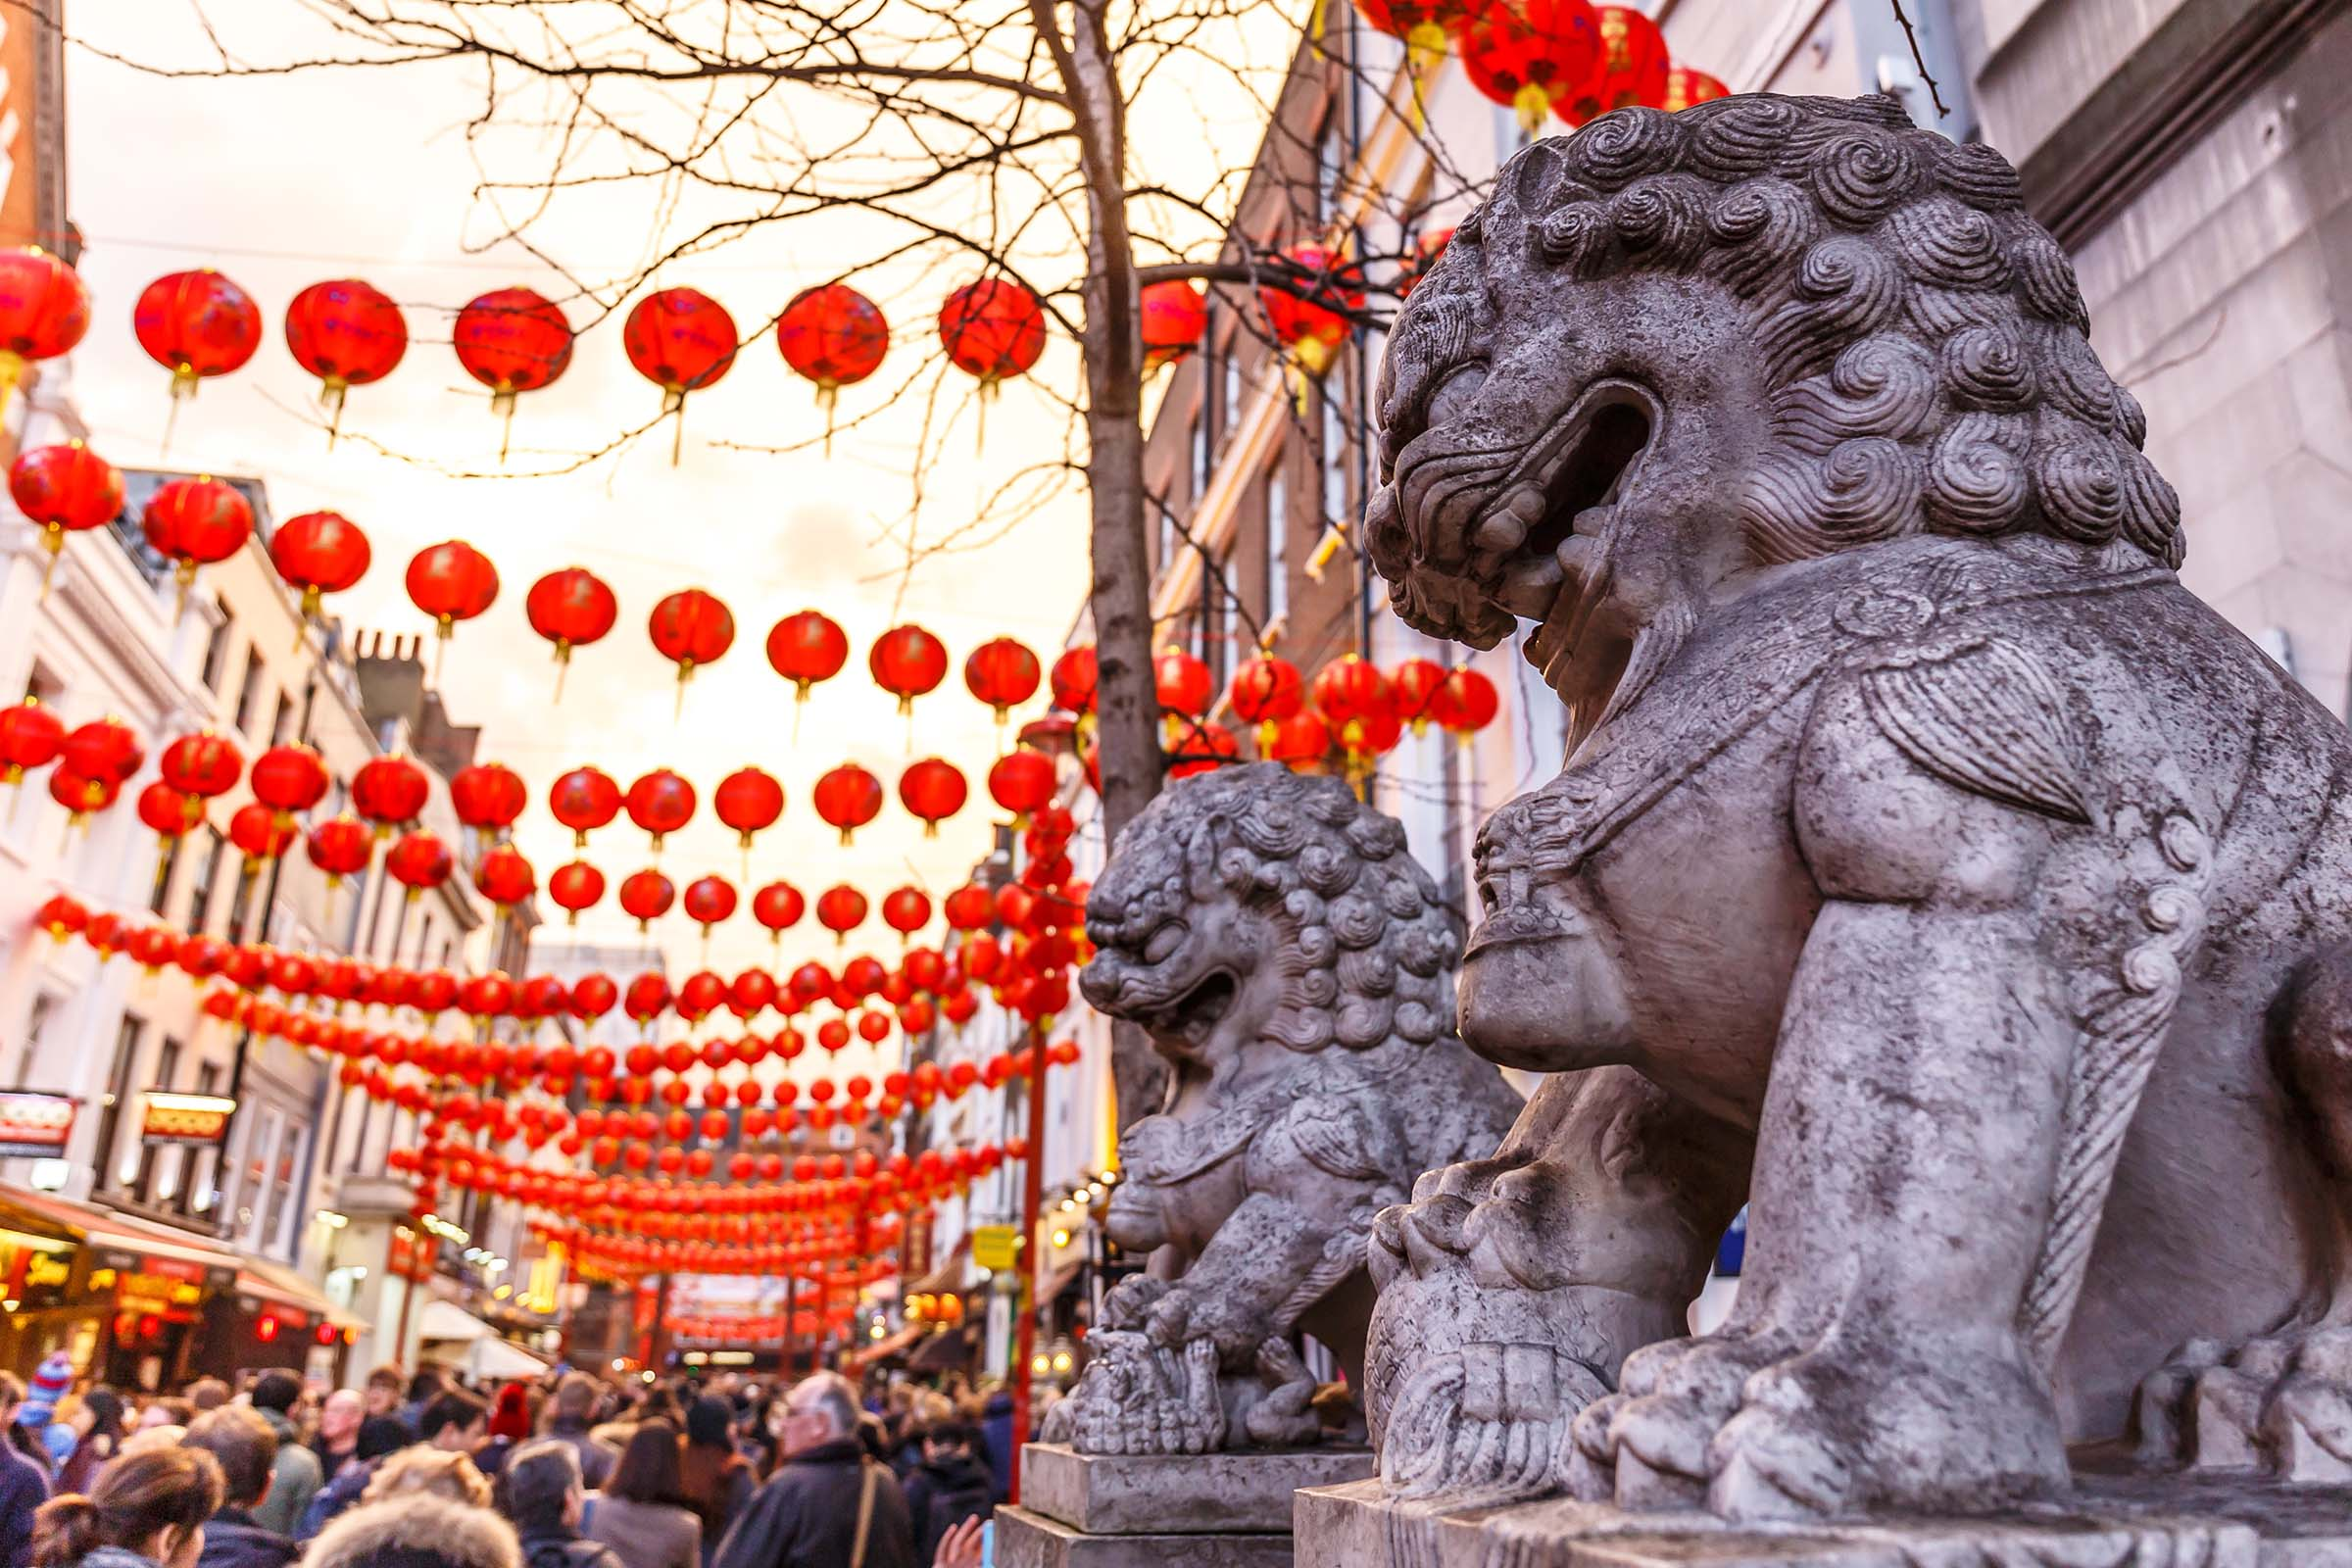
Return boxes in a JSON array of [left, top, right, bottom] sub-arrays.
[[710, 1374, 915, 1568], [496, 1439, 623, 1568], [0, 1373, 47, 1568], [183, 1406, 301, 1568], [899, 1423, 993, 1568], [975, 1391, 1014, 1507], [299, 1416, 413, 1540]]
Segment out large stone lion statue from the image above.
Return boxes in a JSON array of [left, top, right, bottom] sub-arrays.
[[1046, 761, 1521, 1453], [1360, 92, 2352, 1522]]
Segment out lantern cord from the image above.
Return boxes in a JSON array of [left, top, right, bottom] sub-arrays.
[[322, 382, 348, 451], [552, 646, 570, 706], [432, 629, 447, 688], [159, 394, 182, 461], [493, 389, 518, 466], [37, 535, 57, 602]]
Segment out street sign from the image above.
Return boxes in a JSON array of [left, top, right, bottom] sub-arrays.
[[971, 1224, 1018, 1272]]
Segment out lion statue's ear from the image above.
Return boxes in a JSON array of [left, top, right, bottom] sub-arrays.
[[1184, 812, 1235, 903]]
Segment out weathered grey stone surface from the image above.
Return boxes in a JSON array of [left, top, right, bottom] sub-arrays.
[[1024, 1443, 1373, 1535], [1051, 763, 1521, 1455], [1344, 87, 2352, 1534], [994, 1506, 1294, 1568], [1296, 1473, 2352, 1566]]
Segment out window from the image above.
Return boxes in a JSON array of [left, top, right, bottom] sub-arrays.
[[91, 1013, 144, 1192], [1202, 551, 1231, 693], [231, 651, 264, 734], [1321, 390, 1351, 526], [342, 864, 370, 951], [1155, 500, 1177, 582], [1189, 406, 1210, 504], [1265, 466, 1290, 628], [1223, 346, 1244, 433], [184, 828, 224, 936], [268, 689, 294, 747], [148, 833, 181, 916], [12, 995, 54, 1088], [200, 601, 234, 692], [1318, 117, 1346, 224], [225, 854, 259, 943]]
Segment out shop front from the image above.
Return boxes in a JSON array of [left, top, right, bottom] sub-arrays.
[[198, 1257, 366, 1388], [0, 1189, 245, 1390]]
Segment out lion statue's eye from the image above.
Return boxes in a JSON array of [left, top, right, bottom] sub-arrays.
[[1141, 922, 1189, 964], [1427, 362, 1489, 429]]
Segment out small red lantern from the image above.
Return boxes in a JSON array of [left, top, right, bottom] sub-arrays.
[[55, 718, 141, 806], [48, 767, 113, 822], [713, 766, 784, 851], [766, 610, 850, 707], [1455, 0, 1603, 132], [1390, 658, 1448, 735], [618, 868, 676, 930], [139, 780, 195, 841], [945, 884, 995, 931], [350, 755, 428, 835], [1153, 647, 1213, 735], [754, 881, 806, 946], [453, 287, 575, 460], [869, 624, 947, 716], [649, 589, 735, 696], [1356, 0, 1474, 73], [1050, 646, 1099, 719], [133, 270, 262, 401], [450, 762, 527, 835], [1567, 6, 1670, 123], [963, 636, 1041, 724], [897, 758, 967, 838], [474, 844, 536, 908], [986, 749, 1056, 824], [406, 540, 499, 650], [1139, 280, 1207, 371], [1228, 655, 1304, 751], [938, 279, 1047, 393], [683, 874, 737, 937], [811, 762, 882, 846], [881, 887, 931, 941], [270, 511, 372, 618], [156, 731, 242, 814], [815, 885, 868, 945], [622, 287, 738, 464], [283, 279, 408, 442], [526, 568, 618, 696], [626, 769, 697, 854], [306, 815, 373, 887], [229, 802, 296, 870], [549, 765, 622, 850], [0, 698, 63, 786], [1166, 716, 1241, 779], [549, 861, 606, 925], [1429, 665, 1501, 742], [1313, 656, 1399, 788], [1661, 64, 1730, 113], [0, 247, 90, 400], [250, 743, 331, 822], [142, 475, 254, 607], [777, 283, 888, 446], [1260, 248, 1365, 381], [11, 441, 123, 580], [386, 830, 455, 901]]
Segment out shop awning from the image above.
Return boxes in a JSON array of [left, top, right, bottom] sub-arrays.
[[909, 1324, 977, 1372], [416, 1299, 493, 1342], [846, 1319, 927, 1371], [462, 1335, 549, 1382], [233, 1257, 358, 1327], [0, 1190, 241, 1275], [905, 1235, 971, 1297]]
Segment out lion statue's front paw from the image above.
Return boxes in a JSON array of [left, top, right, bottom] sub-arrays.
[[1051, 1330, 1227, 1456]]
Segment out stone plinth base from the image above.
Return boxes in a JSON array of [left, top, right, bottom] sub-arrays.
[[1295, 1471, 2352, 1567], [1000, 1444, 1374, 1568]]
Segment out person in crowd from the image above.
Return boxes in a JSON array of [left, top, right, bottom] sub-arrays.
[[182, 1383, 230, 1417], [495, 1440, 622, 1568], [57, 1389, 125, 1495], [312, 1392, 365, 1480], [360, 1448, 492, 1510], [16, 1353, 75, 1477], [542, 1375, 616, 1493], [1, 1372, 49, 1568], [677, 1396, 753, 1567], [299, 1493, 522, 1568], [899, 1421, 992, 1568], [474, 1385, 534, 1481], [360, 1370, 404, 1427], [710, 1372, 915, 1568], [239, 1372, 318, 1540], [400, 1372, 447, 1438], [5, 1369, 53, 1481], [973, 1389, 1012, 1507], [134, 1402, 191, 1435], [298, 1417, 411, 1540], [418, 1391, 489, 1456], [180, 1407, 297, 1568], [583, 1418, 699, 1568], [28, 1443, 223, 1568], [930, 1518, 984, 1568]]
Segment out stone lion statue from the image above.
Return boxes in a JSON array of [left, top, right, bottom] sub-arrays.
[[1046, 761, 1521, 1454], [1360, 92, 2352, 1523]]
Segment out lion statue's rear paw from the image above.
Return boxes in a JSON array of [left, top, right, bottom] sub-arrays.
[[2137, 1325, 2352, 1480]]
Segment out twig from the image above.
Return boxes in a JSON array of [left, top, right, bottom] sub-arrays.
[[1889, 0, 1950, 120]]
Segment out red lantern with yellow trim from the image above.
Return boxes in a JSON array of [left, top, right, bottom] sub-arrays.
[[1050, 646, 1098, 718], [270, 512, 371, 618], [527, 568, 617, 696], [0, 247, 89, 401], [618, 868, 676, 931], [1262, 710, 1331, 769], [133, 270, 262, 402], [142, 475, 254, 607], [897, 758, 967, 839], [881, 887, 931, 942], [816, 885, 867, 945], [283, 279, 408, 441], [963, 636, 1040, 723], [811, 762, 882, 846], [713, 766, 783, 853], [549, 860, 606, 925], [306, 815, 373, 887], [938, 280, 1046, 393], [474, 844, 537, 909], [1153, 647, 1212, 736], [1662, 64, 1730, 112], [0, 698, 63, 787], [753, 881, 805, 946], [1454, 0, 1603, 133], [1390, 658, 1448, 735], [386, 830, 454, 902], [1259, 248, 1365, 381], [548, 765, 620, 851], [1564, 6, 1669, 123], [1165, 716, 1241, 780], [1140, 281, 1206, 371], [622, 287, 737, 464], [986, 749, 1055, 824], [1429, 664, 1501, 742], [625, 769, 697, 854], [406, 541, 499, 651], [765, 610, 849, 709], [1227, 656, 1303, 751], [11, 441, 122, 582], [453, 287, 574, 460], [649, 588, 735, 696], [777, 283, 888, 449], [683, 875, 738, 939], [351, 755, 427, 836], [869, 624, 947, 716], [450, 762, 527, 837], [159, 730, 243, 811], [249, 743, 329, 827], [229, 802, 296, 871]]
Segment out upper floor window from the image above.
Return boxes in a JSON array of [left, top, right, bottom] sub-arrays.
[[1266, 466, 1290, 628], [231, 651, 263, 734], [200, 601, 234, 692]]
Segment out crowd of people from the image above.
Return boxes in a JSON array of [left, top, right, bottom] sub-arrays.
[[1, 1355, 1013, 1568]]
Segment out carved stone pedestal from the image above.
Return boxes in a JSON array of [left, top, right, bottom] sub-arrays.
[[995, 1444, 1373, 1568], [1295, 1472, 2352, 1567]]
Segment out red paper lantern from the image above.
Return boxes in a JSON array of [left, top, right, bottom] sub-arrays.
[[246, 746, 331, 827], [474, 844, 536, 908], [0, 247, 90, 396], [549, 860, 606, 924], [349, 755, 427, 835], [48, 767, 113, 820], [11, 441, 123, 570], [1356, 0, 1474, 68], [1166, 716, 1241, 779], [283, 279, 408, 438], [753, 881, 806, 945], [765, 610, 849, 705], [881, 887, 931, 940], [938, 279, 1046, 391], [713, 766, 784, 851], [229, 802, 295, 868], [386, 830, 455, 900], [549, 765, 622, 850], [1429, 665, 1501, 741], [1455, 0, 1603, 132], [650, 589, 735, 691], [158, 730, 243, 808], [619, 868, 676, 930], [1661, 64, 1730, 113], [133, 270, 262, 399], [142, 475, 254, 599], [869, 624, 947, 716], [406, 540, 499, 644], [623, 287, 737, 463], [270, 511, 371, 617], [963, 637, 1041, 723], [986, 749, 1056, 824], [453, 287, 574, 458], [0, 698, 65, 787], [944, 885, 995, 931], [815, 885, 867, 945], [776, 284, 888, 420], [1567, 6, 1670, 123], [896, 758, 967, 838], [1228, 655, 1304, 751], [1314, 656, 1399, 784], [811, 763, 882, 846], [1049, 646, 1099, 719], [306, 815, 373, 886], [527, 568, 618, 691], [450, 762, 527, 834], [683, 875, 738, 936], [626, 769, 697, 853], [1390, 658, 1448, 735], [1260, 247, 1365, 380], [138, 781, 195, 839], [1153, 646, 1213, 721], [1140, 280, 1207, 371]]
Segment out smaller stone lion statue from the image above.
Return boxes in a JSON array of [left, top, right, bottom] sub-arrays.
[[1044, 762, 1521, 1455]]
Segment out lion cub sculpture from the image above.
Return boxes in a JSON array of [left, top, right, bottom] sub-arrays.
[[1044, 762, 1521, 1454], [1360, 92, 2352, 1523]]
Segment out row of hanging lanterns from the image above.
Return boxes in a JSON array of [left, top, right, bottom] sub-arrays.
[[1358, 1, 1727, 134]]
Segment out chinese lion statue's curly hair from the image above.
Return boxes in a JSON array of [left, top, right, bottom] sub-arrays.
[[1087, 761, 1459, 1054], [1419, 93, 2182, 567]]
